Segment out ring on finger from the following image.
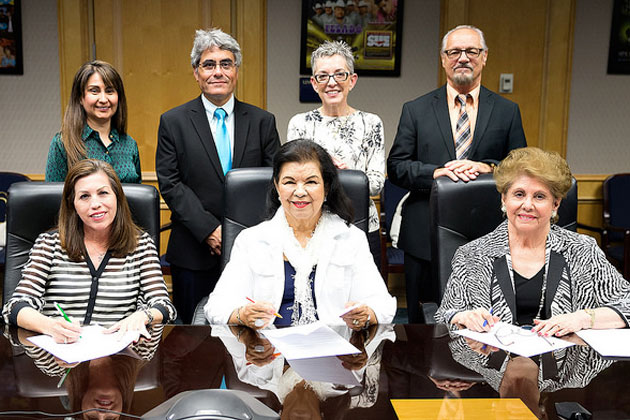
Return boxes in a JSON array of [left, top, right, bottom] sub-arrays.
[[352, 319, 359, 326]]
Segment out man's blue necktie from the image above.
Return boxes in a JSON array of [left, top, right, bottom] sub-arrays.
[[214, 108, 232, 175]]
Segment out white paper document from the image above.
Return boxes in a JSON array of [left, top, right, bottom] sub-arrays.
[[289, 356, 362, 386], [261, 322, 360, 360], [27, 325, 137, 364], [454, 321, 574, 357], [577, 328, 630, 358]]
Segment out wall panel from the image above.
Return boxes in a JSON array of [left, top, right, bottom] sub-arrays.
[[440, 0, 575, 154]]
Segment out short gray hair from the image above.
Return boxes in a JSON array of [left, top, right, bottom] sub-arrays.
[[440, 25, 488, 53], [190, 28, 242, 68], [311, 40, 355, 74]]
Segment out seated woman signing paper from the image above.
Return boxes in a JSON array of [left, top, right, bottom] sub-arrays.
[[205, 139, 396, 330], [436, 147, 630, 336], [2, 160, 176, 342]]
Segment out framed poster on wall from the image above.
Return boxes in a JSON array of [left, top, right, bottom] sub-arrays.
[[300, 0, 404, 76], [0, 0, 23, 75], [607, 0, 630, 74]]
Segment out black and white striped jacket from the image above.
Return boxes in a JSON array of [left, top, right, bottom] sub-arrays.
[[2, 231, 176, 326]]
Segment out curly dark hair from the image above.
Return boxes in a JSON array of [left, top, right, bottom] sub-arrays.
[[267, 139, 354, 225]]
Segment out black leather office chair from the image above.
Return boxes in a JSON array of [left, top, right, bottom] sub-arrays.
[[191, 167, 370, 325], [426, 174, 578, 321], [222, 167, 369, 269], [601, 174, 630, 279], [0, 172, 31, 273], [2, 182, 161, 306]]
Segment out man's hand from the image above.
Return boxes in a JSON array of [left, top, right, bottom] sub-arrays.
[[205, 226, 222, 256], [434, 160, 493, 182]]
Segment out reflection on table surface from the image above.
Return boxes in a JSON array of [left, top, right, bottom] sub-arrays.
[[1, 324, 630, 419]]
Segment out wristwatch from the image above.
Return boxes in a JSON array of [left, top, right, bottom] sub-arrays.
[[142, 307, 154, 325]]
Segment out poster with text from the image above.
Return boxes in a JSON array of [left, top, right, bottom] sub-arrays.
[[300, 0, 404, 76], [607, 0, 630, 74], [0, 0, 22, 75]]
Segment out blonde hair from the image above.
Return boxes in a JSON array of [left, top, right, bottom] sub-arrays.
[[494, 147, 572, 201]]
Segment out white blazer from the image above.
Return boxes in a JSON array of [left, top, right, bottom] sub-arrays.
[[205, 210, 397, 325]]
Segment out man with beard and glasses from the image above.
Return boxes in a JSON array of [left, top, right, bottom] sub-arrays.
[[387, 25, 526, 323]]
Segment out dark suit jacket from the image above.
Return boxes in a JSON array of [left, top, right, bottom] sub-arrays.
[[387, 85, 526, 261], [156, 96, 280, 270]]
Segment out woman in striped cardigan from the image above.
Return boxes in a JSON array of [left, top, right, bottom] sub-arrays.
[[2, 160, 176, 342]]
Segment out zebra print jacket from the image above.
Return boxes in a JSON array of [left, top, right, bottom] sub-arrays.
[[436, 220, 630, 327]]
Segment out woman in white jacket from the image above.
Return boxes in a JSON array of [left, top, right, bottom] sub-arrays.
[[205, 139, 396, 330]]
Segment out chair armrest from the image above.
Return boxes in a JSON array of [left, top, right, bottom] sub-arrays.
[[421, 302, 439, 325], [576, 223, 603, 234], [602, 224, 630, 247], [603, 224, 630, 235]]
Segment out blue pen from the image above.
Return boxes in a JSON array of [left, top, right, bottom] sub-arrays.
[[482, 308, 494, 327]]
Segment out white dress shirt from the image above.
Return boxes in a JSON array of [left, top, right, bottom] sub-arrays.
[[201, 94, 235, 154]]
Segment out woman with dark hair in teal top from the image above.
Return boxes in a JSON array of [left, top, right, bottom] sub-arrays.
[[45, 60, 141, 183]]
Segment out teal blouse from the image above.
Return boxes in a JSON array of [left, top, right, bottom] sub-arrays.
[[45, 125, 141, 183]]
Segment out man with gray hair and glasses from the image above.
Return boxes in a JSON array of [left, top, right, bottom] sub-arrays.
[[156, 28, 280, 323], [387, 25, 526, 323]]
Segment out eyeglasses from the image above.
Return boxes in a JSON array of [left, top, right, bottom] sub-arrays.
[[494, 325, 534, 346], [198, 59, 236, 72], [313, 71, 350, 84], [494, 324, 553, 347], [443, 48, 484, 59]]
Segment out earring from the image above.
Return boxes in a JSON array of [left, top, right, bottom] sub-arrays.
[[500, 204, 506, 215], [551, 210, 557, 220]]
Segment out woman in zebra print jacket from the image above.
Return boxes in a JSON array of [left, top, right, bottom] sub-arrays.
[[436, 147, 630, 336]]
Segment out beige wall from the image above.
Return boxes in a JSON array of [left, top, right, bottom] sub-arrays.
[[0, 0, 627, 177], [566, 0, 630, 174], [0, 0, 60, 174]]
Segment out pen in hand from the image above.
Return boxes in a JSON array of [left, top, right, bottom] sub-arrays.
[[482, 308, 494, 328], [54, 301, 81, 339], [246, 297, 283, 319], [54, 302, 72, 323]]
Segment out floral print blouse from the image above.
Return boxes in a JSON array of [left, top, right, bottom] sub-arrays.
[[287, 109, 385, 232]]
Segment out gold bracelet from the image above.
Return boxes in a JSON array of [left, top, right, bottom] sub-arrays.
[[584, 308, 595, 329]]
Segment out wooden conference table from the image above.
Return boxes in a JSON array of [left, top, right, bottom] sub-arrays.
[[1, 323, 630, 419]]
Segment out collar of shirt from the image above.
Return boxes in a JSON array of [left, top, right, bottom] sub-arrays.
[[201, 94, 235, 149], [446, 84, 481, 144], [201, 94, 235, 120], [81, 124, 120, 144], [446, 83, 481, 112]]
